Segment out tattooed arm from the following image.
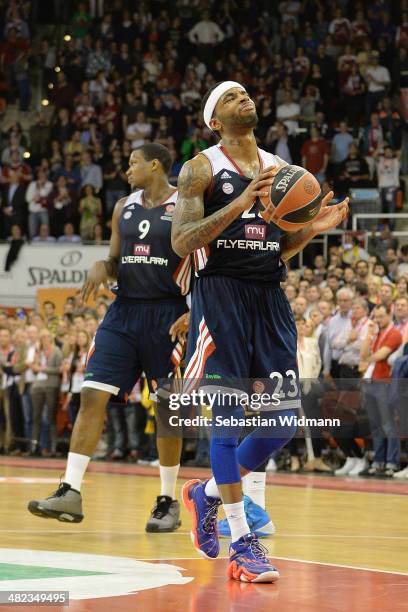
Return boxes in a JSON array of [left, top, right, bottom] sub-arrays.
[[171, 155, 277, 258], [281, 191, 349, 262]]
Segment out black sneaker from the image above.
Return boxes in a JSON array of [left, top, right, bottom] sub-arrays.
[[145, 495, 181, 533], [28, 482, 83, 523]]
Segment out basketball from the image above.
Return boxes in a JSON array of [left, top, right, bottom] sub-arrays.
[[260, 165, 322, 231]]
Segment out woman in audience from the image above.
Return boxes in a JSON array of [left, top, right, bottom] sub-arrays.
[[29, 329, 63, 456]]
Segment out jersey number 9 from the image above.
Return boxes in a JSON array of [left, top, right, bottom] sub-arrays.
[[139, 220, 150, 239]]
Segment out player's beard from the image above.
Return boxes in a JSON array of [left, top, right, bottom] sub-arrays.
[[232, 109, 259, 129]]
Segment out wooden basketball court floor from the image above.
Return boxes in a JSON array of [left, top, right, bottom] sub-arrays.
[[0, 458, 407, 611]]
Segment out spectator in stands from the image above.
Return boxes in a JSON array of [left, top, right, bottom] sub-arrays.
[[62, 330, 90, 426], [293, 295, 308, 320], [56, 154, 80, 195], [337, 143, 370, 194], [51, 71, 76, 111], [58, 222, 82, 244], [29, 329, 63, 456], [360, 305, 402, 476], [361, 113, 385, 178], [333, 298, 370, 476], [329, 7, 351, 46], [63, 132, 83, 162], [48, 175, 73, 237], [398, 246, 408, 278], [301, 127, 329, 184], [324, 287, 353, 378], [25, 169, 53, 239], [29, 113, 51, 166], [86, 39, 111, 79], [330, 122, 354, 168], [1, 150, 32, 186], [188, 10, 225, 67], [374, 145, 401, 226], [126, 111, 152, 149], [296, 318, 331, 473], [266, 122, 298, 164], [79, 184, 102, 240], [103, 149, 128, 216], [43, 301, 57, 328], [379, 97, 402, 149], [1, 169, 26, 238], [342, 63, 366, 125], [180, 128, 207, 163], [364, 51, 391, 117], [305, 285, 321, 317], [343, 236, 369, 266], [0, 327, 13, 452], [80, 151, 102, 193], [32, 223, 55, 244], [276, 90, 300, 136]]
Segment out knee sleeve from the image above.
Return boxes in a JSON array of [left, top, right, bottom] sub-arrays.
[[210, 401, 244, 485], [237, 409, 297, 472]]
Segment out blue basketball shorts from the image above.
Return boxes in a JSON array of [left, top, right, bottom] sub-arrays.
[[184, 275, 300, 411], [83, 296, 188, 400]]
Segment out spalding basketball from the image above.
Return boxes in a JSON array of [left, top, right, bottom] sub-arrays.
[[260, 165, 322, 231]]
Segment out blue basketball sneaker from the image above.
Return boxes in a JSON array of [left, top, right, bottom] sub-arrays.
[[228, 533, 280, 583], [218, 495, 275, 538], [182, 479, 222, 559]]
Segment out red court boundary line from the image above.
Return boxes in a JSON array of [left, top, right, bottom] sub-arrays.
[[1, 457, 407, 495]]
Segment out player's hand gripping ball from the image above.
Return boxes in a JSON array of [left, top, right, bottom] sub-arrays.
[[260, 164, 322, 231]]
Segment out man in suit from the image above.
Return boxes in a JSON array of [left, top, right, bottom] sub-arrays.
[[1, 170, 27, 237]]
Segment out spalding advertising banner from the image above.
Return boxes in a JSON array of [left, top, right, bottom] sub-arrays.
[[0, 244, 109, 307]]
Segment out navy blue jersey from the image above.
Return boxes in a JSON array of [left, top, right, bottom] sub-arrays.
[[113, 190, 191, 300], [194, 144, 287, 284]]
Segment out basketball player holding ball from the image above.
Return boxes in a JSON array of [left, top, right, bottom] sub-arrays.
[[171, 82, 349, 583]]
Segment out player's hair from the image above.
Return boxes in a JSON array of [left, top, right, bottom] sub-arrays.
[[137, 143, 172, 175]]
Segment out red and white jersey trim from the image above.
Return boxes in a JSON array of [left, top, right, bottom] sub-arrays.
[[184, 317, 216, 391], [194, 245, 209, 274], [124, 189, 178, 208], [85, 337, 96, 367], [173, 256, 192, 295], [199, 144, 278, 177], [171, 341, 184, 369]]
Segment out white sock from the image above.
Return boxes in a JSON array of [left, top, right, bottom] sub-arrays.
[[224, 501, 250, 542], [159, 464, 180, 499], [64, 452, 90, 492], [204, 477, 221, 498], [242, 471, 266, 509]]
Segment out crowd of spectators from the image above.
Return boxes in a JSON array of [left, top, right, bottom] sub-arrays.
[[1, 0, 408, 241], [1, 239, 408, 478], [1, 1, 408, 478]]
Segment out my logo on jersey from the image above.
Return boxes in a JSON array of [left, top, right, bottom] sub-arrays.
[[124, 211, 132, 220], [221, 171, 232, 179], [134, 243, 150, 256], [222, 182, 234, 194], [245, 224, 266, 240]]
